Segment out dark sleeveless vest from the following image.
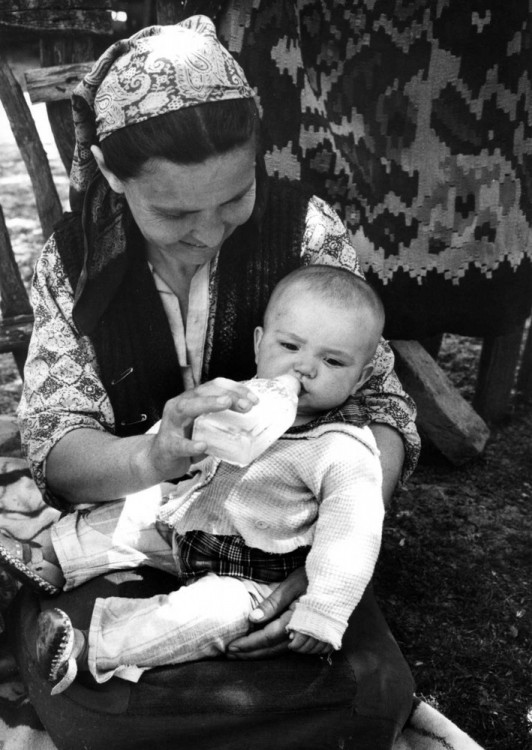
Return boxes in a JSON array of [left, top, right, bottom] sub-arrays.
[[55, 178, 309, 437]]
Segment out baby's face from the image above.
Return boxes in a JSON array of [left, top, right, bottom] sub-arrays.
[[254, 289, 376, 424]]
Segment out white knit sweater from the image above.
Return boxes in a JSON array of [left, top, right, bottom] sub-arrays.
[[158, 422, 384, 650]]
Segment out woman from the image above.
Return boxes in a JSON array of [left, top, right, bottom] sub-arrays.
[[10, 15, 419, 750]]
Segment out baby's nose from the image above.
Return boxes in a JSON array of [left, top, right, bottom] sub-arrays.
[[294, 358, 317, 378]]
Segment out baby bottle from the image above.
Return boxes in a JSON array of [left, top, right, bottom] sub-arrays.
[[192, 374, 301, 466]]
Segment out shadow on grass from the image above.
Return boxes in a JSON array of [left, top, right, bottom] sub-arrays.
[[376, 403, 532, 750]]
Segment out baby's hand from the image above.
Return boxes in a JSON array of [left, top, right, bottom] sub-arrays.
[[288, 631, 333, 655]]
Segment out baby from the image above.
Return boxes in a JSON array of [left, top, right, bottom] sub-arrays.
[[27, 265, 387, 692]]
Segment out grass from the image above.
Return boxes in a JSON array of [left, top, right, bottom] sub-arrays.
[[375, 357, 532, 750]]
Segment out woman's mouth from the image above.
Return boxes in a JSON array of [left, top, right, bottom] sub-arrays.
[[182, 240, 208, 248]]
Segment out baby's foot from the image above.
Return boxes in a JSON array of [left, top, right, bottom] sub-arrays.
[[0, 531, 64, 596], [36, 608, 88, 695]]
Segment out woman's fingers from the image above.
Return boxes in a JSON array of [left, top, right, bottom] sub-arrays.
[[164, 378, 259, 429], [226, 569, 309, 660], [146, 378, 260, 477], [226, 610, 293, 659], [248, 567, 308, 625]]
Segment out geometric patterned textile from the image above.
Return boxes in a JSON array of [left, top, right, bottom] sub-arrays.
[[215, 0, 532, 337]]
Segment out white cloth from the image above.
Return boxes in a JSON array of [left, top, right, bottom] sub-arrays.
[[151, 263, 211, 390]]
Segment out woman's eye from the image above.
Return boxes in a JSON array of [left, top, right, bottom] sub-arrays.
[[280, 342, 298, 351], [159, 211, 186, 221]]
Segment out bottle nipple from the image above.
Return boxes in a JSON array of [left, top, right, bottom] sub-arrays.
[[274, 373, 301, 397]]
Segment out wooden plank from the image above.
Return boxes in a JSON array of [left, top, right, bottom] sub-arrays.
[[25, 62, 93, 103], [0, 9, 113, 35], [0, 53, 63, 240], [474, 328, 525, 423], [391, 339, 490, 465]]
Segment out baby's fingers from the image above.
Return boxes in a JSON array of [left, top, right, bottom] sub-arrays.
[[288, 633, 332, 655]]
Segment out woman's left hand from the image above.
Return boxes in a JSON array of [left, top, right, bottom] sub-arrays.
[[226, 567, 308, 659]]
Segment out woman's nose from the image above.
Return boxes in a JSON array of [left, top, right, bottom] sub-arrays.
[[192, 210, 225, 247]]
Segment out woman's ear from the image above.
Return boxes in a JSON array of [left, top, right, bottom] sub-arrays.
[[253, 327, 264, 364], [90, 145, 125, 194]]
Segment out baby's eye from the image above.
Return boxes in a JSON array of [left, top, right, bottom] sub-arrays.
[[325, 357, 345, 367]]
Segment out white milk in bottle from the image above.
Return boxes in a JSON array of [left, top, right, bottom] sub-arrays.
[[192, 374, 300, 466]]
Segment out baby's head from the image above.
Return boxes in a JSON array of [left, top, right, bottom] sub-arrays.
[[254, 265, 385, 424]]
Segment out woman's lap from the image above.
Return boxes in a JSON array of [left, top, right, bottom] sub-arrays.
[[11, 566, 412, 750]]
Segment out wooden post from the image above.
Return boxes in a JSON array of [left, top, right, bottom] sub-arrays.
[[0, 205, 33, 374], [0, 52, 63, 241], [156, 1, 186, 25], [39, 35, 98, 174], [473, 328, 525, 423], [0, 0, 114, 173], [392, 340, 490, 465], [516, 319, 532, 402]]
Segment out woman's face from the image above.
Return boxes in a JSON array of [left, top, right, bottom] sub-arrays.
[[98, 142, 257, 268]]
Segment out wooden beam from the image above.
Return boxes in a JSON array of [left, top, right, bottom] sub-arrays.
[[25, 62, 93, 103], [474, 328, 525, 423], [391, 340, 490, 465], [0, 53, 63, 240], [0, 1, 110, 9], [0, 9, 113, 35]]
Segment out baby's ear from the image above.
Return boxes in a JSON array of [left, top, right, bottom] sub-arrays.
[[352, 363, 374, 394], [253, 327, 264, 363]]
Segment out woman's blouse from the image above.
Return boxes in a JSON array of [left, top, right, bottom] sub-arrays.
[[18, 196, 420, 503]]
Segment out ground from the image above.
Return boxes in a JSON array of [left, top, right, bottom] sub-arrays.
[[0, 75, 531, 750]]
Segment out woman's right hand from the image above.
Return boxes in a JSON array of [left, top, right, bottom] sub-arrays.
[[146, 377, 259, 480], [47, 378, 258, 506]]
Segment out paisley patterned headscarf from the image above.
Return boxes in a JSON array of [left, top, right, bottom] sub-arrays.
[[70, 14, 254, 211], [67, 15, 257, 334]]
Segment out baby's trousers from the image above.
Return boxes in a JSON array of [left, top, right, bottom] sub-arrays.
[[51, 492, 277, 683], [51, 491, 414, 749]]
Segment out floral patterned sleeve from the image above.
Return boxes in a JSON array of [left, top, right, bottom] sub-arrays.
[[301, 196, 421, 480], [17, 235, 115, 509]]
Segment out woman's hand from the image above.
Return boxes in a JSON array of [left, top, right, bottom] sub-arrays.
[[47, 378, 258, 505], [226, 567, 308, 659], [146, 377, 259, 481]]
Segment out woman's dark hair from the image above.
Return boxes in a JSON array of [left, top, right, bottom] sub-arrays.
[[99, 98, 260, 180]]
